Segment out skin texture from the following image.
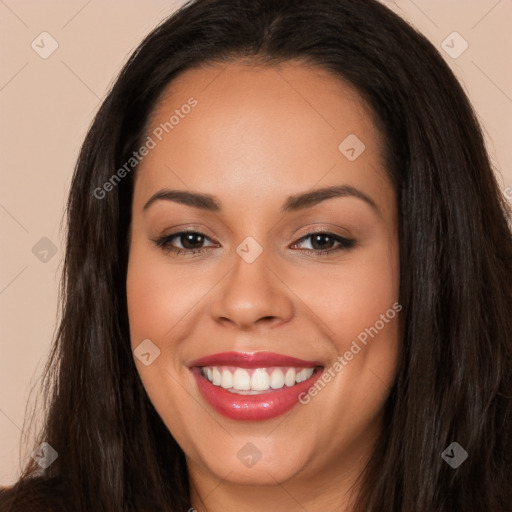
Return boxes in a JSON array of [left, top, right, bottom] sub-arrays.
[[126, 61, 400, 512]]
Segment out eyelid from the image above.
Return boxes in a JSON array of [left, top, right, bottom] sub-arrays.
[[153, 228, 219, 249], [291, 231, 355, 252], [155, 224, 352, 244], [155, 224, 218, 242], [153, 226, 355, 256], [292, 223, 354, 240]]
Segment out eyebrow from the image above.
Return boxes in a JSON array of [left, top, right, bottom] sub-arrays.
[[142, 185, 381, 216]]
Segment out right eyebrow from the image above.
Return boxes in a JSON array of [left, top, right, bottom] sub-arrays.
[[143, 189, 221, 212]]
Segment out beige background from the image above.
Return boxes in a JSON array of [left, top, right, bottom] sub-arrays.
[[0, 0, 511, 485]]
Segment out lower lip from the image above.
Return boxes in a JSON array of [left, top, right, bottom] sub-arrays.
[[191, 367, 324, 421]]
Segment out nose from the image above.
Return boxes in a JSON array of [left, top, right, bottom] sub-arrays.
[[209, 248, 295, 330]]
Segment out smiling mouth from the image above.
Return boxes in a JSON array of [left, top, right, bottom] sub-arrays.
[[198, 365, 323, 394], [187, 350, 325, 420]]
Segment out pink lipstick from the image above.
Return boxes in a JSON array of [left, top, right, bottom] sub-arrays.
[[189, 351, 324, 421]]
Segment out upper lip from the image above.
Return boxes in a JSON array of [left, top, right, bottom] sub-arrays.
[[188, 351, 323, 369]]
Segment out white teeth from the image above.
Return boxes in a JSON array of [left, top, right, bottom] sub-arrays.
[[212, 367, 221, 385], [269, 369, 284, 389], [220, 369, 233, 388], [200, 366, 317, 393], [284, 368, 296, 386], [302, 368, 314, 381], [251, 368, 270, 390], [296, 368, 313, 383], [232, 368, 251, 390]]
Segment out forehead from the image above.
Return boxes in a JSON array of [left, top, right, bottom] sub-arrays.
[[133, 61, 392, 218]]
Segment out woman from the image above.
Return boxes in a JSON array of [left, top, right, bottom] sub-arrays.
[[1, 0, 511, 510]]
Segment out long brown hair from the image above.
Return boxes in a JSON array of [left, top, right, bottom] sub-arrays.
[[1, 0, 511, 510]]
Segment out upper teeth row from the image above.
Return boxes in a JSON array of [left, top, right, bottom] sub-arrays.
[[201, 366, 315, 391]]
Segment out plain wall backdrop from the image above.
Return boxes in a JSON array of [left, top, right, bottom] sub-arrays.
[[1, 0, 511, 485]]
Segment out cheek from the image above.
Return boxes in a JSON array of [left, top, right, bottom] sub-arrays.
[[126, 245, 195, 421], [126, 262, 175, 342], [126, 245, 205, 347], [287, 246, 399, 348], [283, 239, 401, 407]]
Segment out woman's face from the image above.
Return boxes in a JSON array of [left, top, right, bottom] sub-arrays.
[[127, 61, 399, 495]]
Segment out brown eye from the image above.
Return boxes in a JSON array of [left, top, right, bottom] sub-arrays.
[[292, 232, 355, 255], [153, 231, 217, 255], [177, 232, 206, 249], [152, 230, 355, 257]]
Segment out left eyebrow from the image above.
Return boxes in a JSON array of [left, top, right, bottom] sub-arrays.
[[281, 184, 381, 217]]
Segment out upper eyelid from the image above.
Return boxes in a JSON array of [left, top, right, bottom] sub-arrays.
[[162, 229, 353, 245]]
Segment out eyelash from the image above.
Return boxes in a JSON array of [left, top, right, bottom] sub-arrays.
[[152, 230, 355, 257]]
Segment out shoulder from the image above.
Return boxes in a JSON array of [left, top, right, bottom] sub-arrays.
[[0, 476, 68, 512]]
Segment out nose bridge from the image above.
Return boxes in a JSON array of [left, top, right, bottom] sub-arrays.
[[209, 235, 294, 328]]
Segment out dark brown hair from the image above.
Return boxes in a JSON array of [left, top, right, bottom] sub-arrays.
[[1, 0, 511, 510]]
